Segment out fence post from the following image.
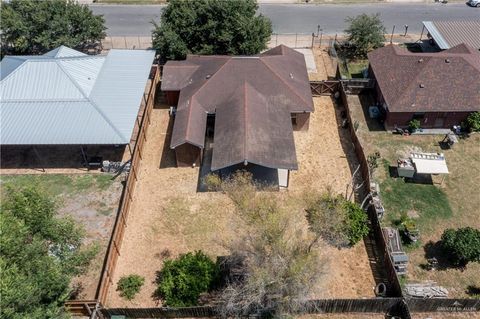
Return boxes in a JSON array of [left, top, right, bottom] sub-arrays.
[[295, 33, 298, 48]]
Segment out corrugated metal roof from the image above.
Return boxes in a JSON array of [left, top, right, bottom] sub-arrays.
[[45, 45, 88, 58], [0, 47, 155, 145], [423, 21, 450, 50], [423, 20, 480, 50]]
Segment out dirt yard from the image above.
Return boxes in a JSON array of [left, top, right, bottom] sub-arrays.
[[0, 174, 122, 299], [106, 91, 376, 307]]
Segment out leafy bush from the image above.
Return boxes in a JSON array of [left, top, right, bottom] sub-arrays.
[[441, 227, 480, 266], [408, 119, 421, 132], [306, 192, 369, 247], [344, 201, 370, 245], [152, 0, 272, 61], [155, 251, 219, 306], [465, 112, 480, 132], [344, 13, 386, 58], [0, 187, 97, 318], [117, 274, 145, 300]]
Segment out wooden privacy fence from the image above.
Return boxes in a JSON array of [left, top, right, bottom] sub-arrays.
[[310, 80, 340, 96], [339, 81, 403, 298], [101, 299, 409, 319], [102, 306, 216, 318], [96, 65, 161, 305], [89, 297, 480, 319], [65, 65, 160, 317]]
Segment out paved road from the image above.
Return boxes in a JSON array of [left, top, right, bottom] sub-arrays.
[[90, 3, 479, 36]]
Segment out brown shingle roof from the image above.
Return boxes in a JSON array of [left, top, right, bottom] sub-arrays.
[[161, 45, 313, 171], [368, 44, 480, 113]]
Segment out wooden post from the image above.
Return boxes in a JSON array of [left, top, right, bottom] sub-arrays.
[[390, 25, 396, 44]]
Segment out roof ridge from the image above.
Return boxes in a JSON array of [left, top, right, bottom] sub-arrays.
[[55, 59, 128, 143], [260, 57, 312, 108], [188, 57, 232, 101], [0, 58, 28, 83]]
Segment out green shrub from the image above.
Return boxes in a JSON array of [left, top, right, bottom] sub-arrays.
[[117, 274, 145, 300], [441, 227, 480, 266], [155, 251, 219, 306], [344, 201, 370, 245], [465, 112, 480, 132], [408, 119, 421, 132], [306, 193, 369, 247]]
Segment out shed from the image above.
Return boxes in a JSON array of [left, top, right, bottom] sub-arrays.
[[411, 152, 449, 175]]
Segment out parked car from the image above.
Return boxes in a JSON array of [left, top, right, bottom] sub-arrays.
[[467, 0, 480, 7]]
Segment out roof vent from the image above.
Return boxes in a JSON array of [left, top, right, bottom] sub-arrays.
[[418, 58, 423, 63], [289, 73, 294, 79], [419, 83, 425, 88], [206, 74, 211, 79], [445, 59, 451, 63]]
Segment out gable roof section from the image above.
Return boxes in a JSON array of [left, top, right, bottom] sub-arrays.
[[368, 44, 480, 113], [161, 45, 314, 157], [0, 47, 155, 145], [212, 82, 297, 171]]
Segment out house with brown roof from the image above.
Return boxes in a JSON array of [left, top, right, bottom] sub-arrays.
[[161, 45, 314, 185], [368, 43, 480, 130]]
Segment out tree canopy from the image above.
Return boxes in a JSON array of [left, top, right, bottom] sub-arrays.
[[152, 0, 272, 61], [1, 0, 106, 55], [155, 251, 219, 306], [441, 227, 480, 266], [344, 13, 386, 58], [0, 187, 98, 318]]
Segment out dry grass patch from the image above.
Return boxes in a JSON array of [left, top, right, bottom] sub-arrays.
[[108, 97, 376, 307]]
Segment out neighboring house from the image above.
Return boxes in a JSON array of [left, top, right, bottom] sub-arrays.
[[422, 20, 480, 51], [368, 43, 480, 130], [0, 46, 156, 167], [161, 45, 314, 185]]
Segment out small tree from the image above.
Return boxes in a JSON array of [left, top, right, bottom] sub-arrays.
[[152, 0, 272, 60], [117, 274, 145, 300], [0, 187, 98, 318], [465, 112, 480, 132], [155, 251, 219, 306], [306, 192, 369, 248], [441, 227, 480, 266], [344, 13, 386, 58], [1, 0, 106, 55]]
